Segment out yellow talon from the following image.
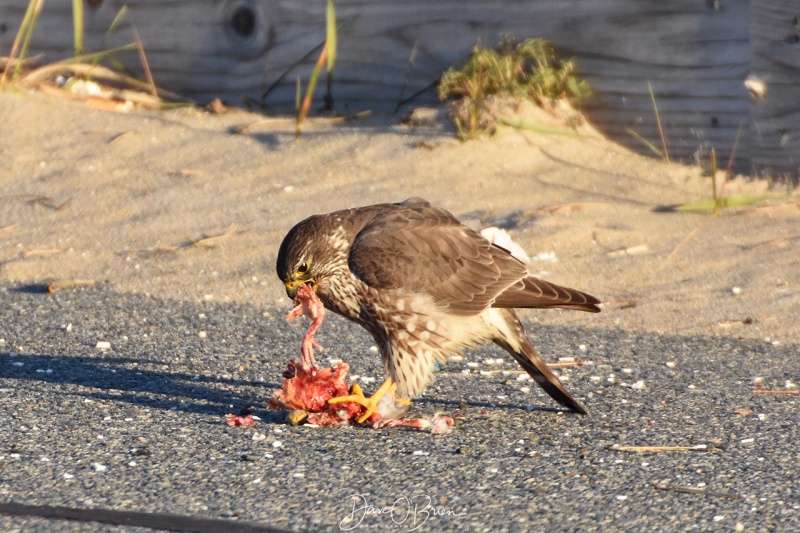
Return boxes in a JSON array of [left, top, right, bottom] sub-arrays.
[[329, 378, 409, 423]]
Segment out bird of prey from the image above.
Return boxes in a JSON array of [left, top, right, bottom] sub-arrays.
[[276, 198, 600, 421]]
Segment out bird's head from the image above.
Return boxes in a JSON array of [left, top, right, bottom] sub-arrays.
[[276, 214, 345, 299]]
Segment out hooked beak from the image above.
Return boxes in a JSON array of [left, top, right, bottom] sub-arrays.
[[284, 278, 315, 299]]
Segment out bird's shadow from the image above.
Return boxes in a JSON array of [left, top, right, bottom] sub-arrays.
[[457, 209, 534, 231], [0, 351, 282, 418], [0, 350, 568, 427]]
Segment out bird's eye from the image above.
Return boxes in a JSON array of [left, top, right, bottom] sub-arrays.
[[297, 262, 309, 274]]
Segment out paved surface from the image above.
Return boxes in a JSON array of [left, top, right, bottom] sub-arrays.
[[0, 283, 798, 532]]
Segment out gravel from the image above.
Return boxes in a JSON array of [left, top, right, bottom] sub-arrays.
[[0, 284, 798, 532]]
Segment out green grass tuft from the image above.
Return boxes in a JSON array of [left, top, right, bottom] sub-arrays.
[[438, 37, 591, 139]]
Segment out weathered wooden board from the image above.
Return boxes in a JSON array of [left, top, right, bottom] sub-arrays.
[[750, 0, 800, 180], [0, 1, 757, 173]]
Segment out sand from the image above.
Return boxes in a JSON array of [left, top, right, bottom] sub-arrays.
[[1, 91, 798, 344]]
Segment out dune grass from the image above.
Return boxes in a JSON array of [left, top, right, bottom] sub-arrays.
[[2, 0, 185, 110], [295, 0, 337, 139], [438, 37, 591, 140]]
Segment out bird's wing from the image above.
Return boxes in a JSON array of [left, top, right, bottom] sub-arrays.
[[493, 276, 601, 313], [349, 202, 531, 315]]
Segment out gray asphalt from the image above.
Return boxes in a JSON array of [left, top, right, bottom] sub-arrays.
[[0, 283, 798, 532]]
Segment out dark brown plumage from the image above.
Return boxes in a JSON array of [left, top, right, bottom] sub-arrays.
[[277, 198, 600, 415]]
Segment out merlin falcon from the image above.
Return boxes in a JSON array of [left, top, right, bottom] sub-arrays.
[[276, 198, 600, 421]]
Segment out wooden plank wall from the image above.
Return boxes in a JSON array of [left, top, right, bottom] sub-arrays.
[[750, 0, 800, 180], [0, 1, 772, 177]]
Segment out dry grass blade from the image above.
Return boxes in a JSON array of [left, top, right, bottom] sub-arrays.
[[547, 359, 587, 368], [295, 0, 338, 137], [395, 40, 420, 112], [526, 202, 609, 216], [715, 318, 755, 329], [179, 169, 205, 178], [602, 299, 637, 310], [132, 26, 157, 98], [232, 118, 294, 135], [27, 196, 72, 211], [324, 0, 337, 109], [0, 224, 17, 235], [47, 279, 96, 293], [21, 61, 189, 110], [748, 235, 796, 250], [261, 41, 325, 103], [329, 110, 373, 124], [122, 225, 245, 258], [666, 212, 717, 260], [648, 80, 669, 164], [654, 484, 742, 500], [610, 444, 711, 453], [107, 131, 136, 144], [606, 244, 648, 258], [752, 389, 799, 395], [296, 43, 328, 138], [187, 224, 242, 249], [0, 53, 42, 72], [22, 248, 62, 258], [1, 0, 45, 86], [626, 128, 664, 159]]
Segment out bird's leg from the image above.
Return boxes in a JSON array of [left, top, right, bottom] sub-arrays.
[[286, 284, 325, 369], [328, 378, 411, 424]]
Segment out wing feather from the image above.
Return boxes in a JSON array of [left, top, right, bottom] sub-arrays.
[[348, 199, 600, 315]]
